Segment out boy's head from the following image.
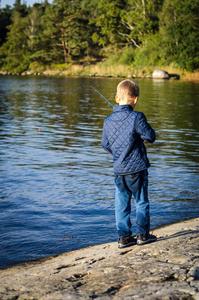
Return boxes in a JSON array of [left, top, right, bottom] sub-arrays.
[[116, 80, 139, 108]]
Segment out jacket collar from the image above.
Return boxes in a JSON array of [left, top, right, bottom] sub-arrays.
[[113, 105, 133, 112]]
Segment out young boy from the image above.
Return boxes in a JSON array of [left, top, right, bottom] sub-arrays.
[[102, 79, 156, 248]]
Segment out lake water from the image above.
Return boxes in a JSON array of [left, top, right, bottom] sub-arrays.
[[0, 76, 199, 268]]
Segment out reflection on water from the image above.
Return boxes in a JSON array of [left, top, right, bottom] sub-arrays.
[[0, 76, 198, 268]]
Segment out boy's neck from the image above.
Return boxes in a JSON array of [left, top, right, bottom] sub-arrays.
[[118, 97, 138, 109]]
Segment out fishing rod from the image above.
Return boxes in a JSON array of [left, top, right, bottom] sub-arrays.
[[91, 86, 113, 108]]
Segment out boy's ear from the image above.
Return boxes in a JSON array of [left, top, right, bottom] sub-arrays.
[[133, 96, 138, 104], [115, 94, 120, 103]]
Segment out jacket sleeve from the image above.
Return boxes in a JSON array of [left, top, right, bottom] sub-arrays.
[[135, 112, 156, 143], [101, 120, 113, 154]]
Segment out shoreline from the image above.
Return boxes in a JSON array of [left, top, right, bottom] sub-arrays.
[[0, 217, 198, 299], [152, 216, 199, 231], [1, 69, 199, 82], [0, 216, 197, 271]]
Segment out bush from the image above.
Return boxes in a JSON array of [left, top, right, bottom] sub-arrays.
[[29, 61, 46, 72], [118, 46, 135, 65], [133, 35, 168, 69], [1, 51, 30, 73]]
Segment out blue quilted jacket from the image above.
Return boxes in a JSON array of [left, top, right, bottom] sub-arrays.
[[102, 105, 155, 175]]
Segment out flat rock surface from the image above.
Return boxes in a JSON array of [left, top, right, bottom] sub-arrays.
[[0, 218, 199, 300]]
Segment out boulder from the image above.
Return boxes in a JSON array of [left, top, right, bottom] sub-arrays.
[[152, 69, 170, 79]]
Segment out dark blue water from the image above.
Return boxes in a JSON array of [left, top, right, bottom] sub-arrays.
[[0, 76, 198, 268]]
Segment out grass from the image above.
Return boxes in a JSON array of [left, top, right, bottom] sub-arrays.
[[87, 63, 199, 80], [85, 63, 132, 77], [181, 71, 199, 81], [19, 59, 199, 81], [43, 63, 160, 78]]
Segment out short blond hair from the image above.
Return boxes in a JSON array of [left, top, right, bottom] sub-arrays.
[[117, 80, 139, 100]]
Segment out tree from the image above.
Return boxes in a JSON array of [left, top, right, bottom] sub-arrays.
[[0, 11, 30, 72], [35, 0, 91, 65], [24, 5, 43, 52], [120, 0, 164, 48], [159, 0, 199, 71], [27, 2, 54, 67], [0, 5, 13, 46], [13, 0, 28, 17], [91, 0, 127, 49]]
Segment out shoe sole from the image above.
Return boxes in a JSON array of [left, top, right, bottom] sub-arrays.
[[118, 242, 136, 248], [137, 238, 157, 246]]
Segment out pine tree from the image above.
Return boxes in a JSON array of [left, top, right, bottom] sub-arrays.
[[0, 5, 13, 46], [35, 0, 91, 65], [0, 11, 30, 72]]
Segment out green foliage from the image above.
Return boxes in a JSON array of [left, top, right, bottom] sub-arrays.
[[159, 0, 199, 71], [24, 5, 43, 51], [0, 11, 30, 73], [35, 0, 92, 65], [13, 0, 28, 17], [99, 46, 134, 66], [29, 61, 46, 72], [0, 0, 198, 72], [121, 0, 164, 47], [118, 46, 135, 65], [0, 5, 13, 46], [132, 34, 168, 68], [91, 0, 127, 48]]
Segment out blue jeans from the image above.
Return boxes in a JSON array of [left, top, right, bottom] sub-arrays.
[[114, 169, 150, 237]]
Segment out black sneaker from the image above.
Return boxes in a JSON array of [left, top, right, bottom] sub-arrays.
[[137, 233, 157, 245], [118, 236, 137, 248]]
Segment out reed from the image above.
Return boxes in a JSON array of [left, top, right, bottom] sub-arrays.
[[181, 71, 199, 81], [86, 64, 131, 77], [41, 62, 199, 81]]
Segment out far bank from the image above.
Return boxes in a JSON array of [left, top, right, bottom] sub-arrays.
[[1, 63, 199, 81]]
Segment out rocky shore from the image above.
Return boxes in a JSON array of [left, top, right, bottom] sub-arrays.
[[0, 217, 199, 300], [0, 69, 180, 80]]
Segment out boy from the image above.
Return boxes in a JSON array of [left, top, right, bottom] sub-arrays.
[[102, 80, 156, 248]]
